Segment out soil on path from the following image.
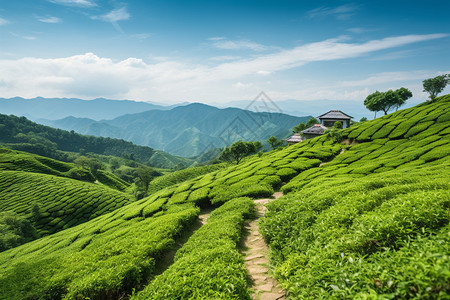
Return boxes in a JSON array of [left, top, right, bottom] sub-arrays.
[[242, 192, 285, 300]]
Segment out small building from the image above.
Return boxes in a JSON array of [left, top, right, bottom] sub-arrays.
[[285, 133, 302, 145], [317, 110, 353, 128], [301, 124, 328, 140]]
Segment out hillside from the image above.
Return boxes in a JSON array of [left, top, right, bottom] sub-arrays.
[[0, 113, 193, 169], [0, 95, 448, 299], [0, 97, 181, 121], [41, 103, 311, 157], [0, 148, 136, 245]]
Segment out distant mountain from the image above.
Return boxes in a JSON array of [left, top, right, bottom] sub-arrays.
[[0, 97, 186, 121], [41, 103, 311, 157]]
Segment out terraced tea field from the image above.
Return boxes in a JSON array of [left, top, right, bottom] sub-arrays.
[[0, 95, 448, 299], [0, 170, 134, 235], [0, 147, 130, 191]]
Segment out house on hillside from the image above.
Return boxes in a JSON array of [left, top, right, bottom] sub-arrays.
[[288, 110, 353, 142], [301, 124, 328, 140], [285, 133, 302, 145], [317, 110, 353, 128]]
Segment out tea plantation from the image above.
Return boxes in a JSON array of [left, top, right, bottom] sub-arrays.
[[0, 95, 448, 299]]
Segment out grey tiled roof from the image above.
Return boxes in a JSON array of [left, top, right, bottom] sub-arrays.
[[286, 133, 302, 143], [301, 124, 327, 135], [317, 110, 353, 120]]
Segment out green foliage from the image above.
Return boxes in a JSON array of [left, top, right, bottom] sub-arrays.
[[293, 122, 306, 133], [261, 165, 449, 299], [364, 88, 412, 115], [423, 74, 450, 101], [0, 201, 199, 299], [0, 211, 40, 252], [0, 113, 193, 169], [1, 94, 449, 299], [258, 95, 450, 299], [147, 164, 224, 194], [219, 140, 262, 164], [132, 198, 254, 300], [267, 135, 284, 149], [306, 117, 319, 128], [0, 170, 134, 236]]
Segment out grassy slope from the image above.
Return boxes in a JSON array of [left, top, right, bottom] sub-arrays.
[[261, 95, 450, 299], [0, 95, 448, 299], [0, 147, 130, 191]]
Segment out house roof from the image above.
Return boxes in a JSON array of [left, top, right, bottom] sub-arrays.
[[317, 110, 353, 120], [285, 133, 302, 143], [301, 124, 327, 135]]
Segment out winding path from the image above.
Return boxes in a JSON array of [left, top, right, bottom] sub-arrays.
[[242, 192, 285, 300]]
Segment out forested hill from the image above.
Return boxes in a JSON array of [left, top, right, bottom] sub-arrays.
[[0, 113, 192, 168], [0, 97, 181, 121], [41, 103, 311, 157]]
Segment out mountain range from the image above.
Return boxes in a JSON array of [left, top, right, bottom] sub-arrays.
[[39, 103, 311, 157], [0, 97, 185, 121]]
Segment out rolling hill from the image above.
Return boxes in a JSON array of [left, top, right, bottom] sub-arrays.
[[40, 103, 312, 157], [0, 147, 135, 240], [0, 95, 448, 299]]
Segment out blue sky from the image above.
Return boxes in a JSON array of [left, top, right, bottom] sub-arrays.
[[0, 0, 449, 106]]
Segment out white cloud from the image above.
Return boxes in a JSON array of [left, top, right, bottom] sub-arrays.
[[307, 4, 359, 20], [207, 37, 225, 41], [36, 16, 62, 23], [92, 7, 130, 33], [0, 17, 9, 26], [233, 82, 253, 89], [130, 33, 151, 41], [10, 32, 37, 40], [209, 55, 242, 61], [0, 34, 447, 102], [96, 7, 130, 22], [211, 39, 267, 51], [47, 0, 96, 8]]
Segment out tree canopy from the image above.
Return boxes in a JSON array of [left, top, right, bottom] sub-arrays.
[[292, 123, 306, 133], [364, 88, 412, 116], [423, 74, 449, 101], [306, 118, 319, 128], [219, 141, 262, 164], [267, 136, 284, 150]]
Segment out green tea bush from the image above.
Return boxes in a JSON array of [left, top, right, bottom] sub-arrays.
[[276, 167, 297, 181], [132, 198, 254, 300], [0, 171, 134, 235], [168, 190, 191, 205], [0, 204, 199, 299]]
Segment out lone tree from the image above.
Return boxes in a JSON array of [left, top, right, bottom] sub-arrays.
[[423, 74, 449, 101], [219, 140, 262, 164], [292, 122, 306, 133], [306, 117, 319, 128], [364, 88, 412, 116], [267, 136, 283, 150], [135, 166, 153, 193]]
